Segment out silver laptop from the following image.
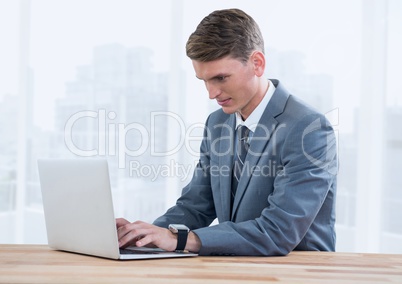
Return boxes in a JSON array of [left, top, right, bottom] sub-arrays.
[[37, 158, 197, 260]]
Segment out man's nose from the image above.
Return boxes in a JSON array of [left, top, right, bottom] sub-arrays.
[[206, 82, 221, 99]]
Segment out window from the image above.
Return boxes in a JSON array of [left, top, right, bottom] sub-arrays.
[[1, 0, 401, 253]]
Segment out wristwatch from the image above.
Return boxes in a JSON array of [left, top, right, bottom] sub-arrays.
[[168, 224, 190, 252]]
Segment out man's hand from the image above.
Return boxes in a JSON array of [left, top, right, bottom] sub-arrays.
[[116, 218, 201, 253]]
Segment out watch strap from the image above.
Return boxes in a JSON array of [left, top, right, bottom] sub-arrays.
[[175, 229, 188, 251]]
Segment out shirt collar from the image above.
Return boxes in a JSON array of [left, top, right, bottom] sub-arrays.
[[235, 79, 276, 133]]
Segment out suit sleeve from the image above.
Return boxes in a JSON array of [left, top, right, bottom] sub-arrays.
[[193, 113, 337, 256], [153, 115, 217, 230]]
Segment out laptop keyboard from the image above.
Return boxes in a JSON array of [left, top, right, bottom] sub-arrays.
[[119, 248, 161, 255]]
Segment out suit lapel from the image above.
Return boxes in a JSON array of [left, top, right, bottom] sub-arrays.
[[218, 115, 236, 222], [231, 80, 290, 220]]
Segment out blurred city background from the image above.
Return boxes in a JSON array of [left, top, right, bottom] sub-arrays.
[[0, 0, 401, 253]]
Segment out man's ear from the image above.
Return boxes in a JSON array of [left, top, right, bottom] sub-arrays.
[[251, 51, 266, 77]]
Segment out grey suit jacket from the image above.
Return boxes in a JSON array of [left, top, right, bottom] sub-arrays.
[[154, 79, 338, 256]]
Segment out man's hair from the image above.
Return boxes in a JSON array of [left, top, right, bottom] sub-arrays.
[[186, 8, 265, 63]]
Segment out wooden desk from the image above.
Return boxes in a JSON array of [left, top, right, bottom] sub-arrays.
[[0, 245, 401, 283]]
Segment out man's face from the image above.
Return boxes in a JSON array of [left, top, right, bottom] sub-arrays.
[[192, 55, 263, 120]]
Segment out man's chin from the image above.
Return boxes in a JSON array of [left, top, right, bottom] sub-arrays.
[[220, 106, 236, 114]]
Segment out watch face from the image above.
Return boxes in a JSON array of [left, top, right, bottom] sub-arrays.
[[169, 224, 190, 233]]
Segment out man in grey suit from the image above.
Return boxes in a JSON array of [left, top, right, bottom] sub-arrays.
[[116, 8, 337, 256]]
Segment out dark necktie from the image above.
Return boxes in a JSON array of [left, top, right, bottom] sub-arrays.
[[231, 125, 250, 202]]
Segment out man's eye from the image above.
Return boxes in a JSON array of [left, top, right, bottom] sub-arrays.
[[216, 76, 226, 81]]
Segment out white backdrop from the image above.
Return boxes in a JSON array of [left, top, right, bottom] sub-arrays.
[[0, 0, 401, 253]]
